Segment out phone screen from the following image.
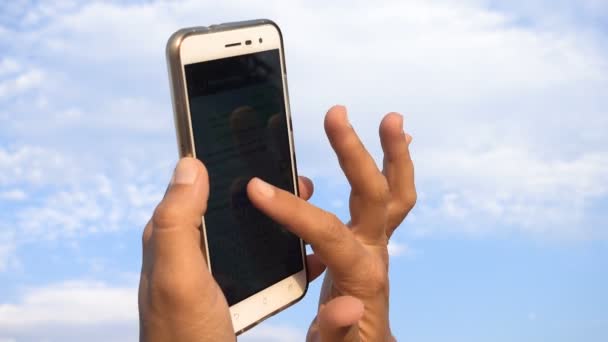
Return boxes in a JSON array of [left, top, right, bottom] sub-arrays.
[[184, 49, 303, 306]]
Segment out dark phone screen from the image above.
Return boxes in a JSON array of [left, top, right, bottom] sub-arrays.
[[184, 49, 303, 306]]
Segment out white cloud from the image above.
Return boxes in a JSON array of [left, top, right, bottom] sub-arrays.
[[0, 280, 138, 342], [0, 189, 27, 201], [0, 281, 137, 327], [0, 279, 304, 342], [412, 146, 608, 238], [0, 58, 20, 76], [17, 189, 104, 238], [0, 0, 605, 248], [388, 240, 415, 258], [0, 146, 72, 186], [0, 69, 45, 99], [0, 145, 167, 247], [422, 147, 608, 199], [241, 323, 305, 342]]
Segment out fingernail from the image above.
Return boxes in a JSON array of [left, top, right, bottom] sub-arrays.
[[398, 114, 404, 132], [337, 105, 351, 128], [330, 105, 353, 128], [171, 158, 198, 185], [251, 177, 275, 198]]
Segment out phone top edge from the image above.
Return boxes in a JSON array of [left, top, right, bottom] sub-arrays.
[[165, 19, 283, 159], [167, 19, 280, 47]]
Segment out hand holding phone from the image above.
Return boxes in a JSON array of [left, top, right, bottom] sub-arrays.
[[138, 158, 316, 341]]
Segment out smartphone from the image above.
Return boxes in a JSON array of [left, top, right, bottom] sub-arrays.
[[165, 20, 307, 334]]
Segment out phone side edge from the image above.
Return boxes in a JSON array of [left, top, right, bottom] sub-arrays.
[[166, 27, 208, 158], [165, 27, 212, 268], [273, 21, 310, 299]]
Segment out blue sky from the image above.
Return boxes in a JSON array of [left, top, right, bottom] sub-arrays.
[[0, 0, 607, 341]]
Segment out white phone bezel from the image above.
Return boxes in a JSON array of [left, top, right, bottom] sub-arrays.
[[178, 23, 307, 334]]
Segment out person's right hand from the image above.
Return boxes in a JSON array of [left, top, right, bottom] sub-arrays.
[[247, 105, 416, 342]]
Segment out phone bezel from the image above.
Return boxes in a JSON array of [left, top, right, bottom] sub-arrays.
[[166, 21, 308, 335]]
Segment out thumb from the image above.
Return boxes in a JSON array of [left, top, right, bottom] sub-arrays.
[[154, 157, 209, 229], [316, 296, 364, 342], [145, 157, 209, 262]]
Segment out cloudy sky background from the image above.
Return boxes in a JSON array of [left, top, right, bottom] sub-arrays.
[[1, 0, 607, 341]]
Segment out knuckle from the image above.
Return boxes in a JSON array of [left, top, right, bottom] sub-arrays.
[[152, 200, 182, 228], [149, 275, 198, 311], [389, 191, 417, 228], [368, 179, 391, 204], [393, 191, 417, 216], [404, 191, 418, 211]]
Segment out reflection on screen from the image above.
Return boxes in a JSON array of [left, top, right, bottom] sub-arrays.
[[184, 49, 302, 306]]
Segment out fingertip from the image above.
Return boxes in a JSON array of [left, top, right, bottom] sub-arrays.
[[170, 157, 200, 185], [345, 296, 365, 320], [153, 158, 209, 230], [229, 106, 255, 129], [379, 112, 404, 137], [299, 175, 313, 186], [247, 177, 276, 200], [319, 296, 365, 328], [329, 104, 347, 113], [268, 113, 283, 129], [324, 105, 350, 132], [298, 176, 314, 200], [306, 253, 326, 282], [179, 155, 207, 173], [165, 158, 208, 203]]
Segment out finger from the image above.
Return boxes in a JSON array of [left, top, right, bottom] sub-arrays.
[[148, 158, 209, 265], [325, 105, 389, 241], [324, 105, 386, 200], [247, 177, 366, 276], [380, 113, 417, 236], [306, 253, 326, 282], [317, 296, 363, 342], [298, 176, 314, 201]]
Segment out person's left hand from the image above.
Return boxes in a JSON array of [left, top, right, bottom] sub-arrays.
[[138, 157, 316, 341]]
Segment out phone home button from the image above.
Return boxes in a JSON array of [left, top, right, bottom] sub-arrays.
[[233, 313, 240, 320]]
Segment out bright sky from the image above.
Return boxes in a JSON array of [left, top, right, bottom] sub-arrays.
[[1, 1, 607, 341]]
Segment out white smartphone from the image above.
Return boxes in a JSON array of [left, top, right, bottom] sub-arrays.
[[165, 20, 307, 334]]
